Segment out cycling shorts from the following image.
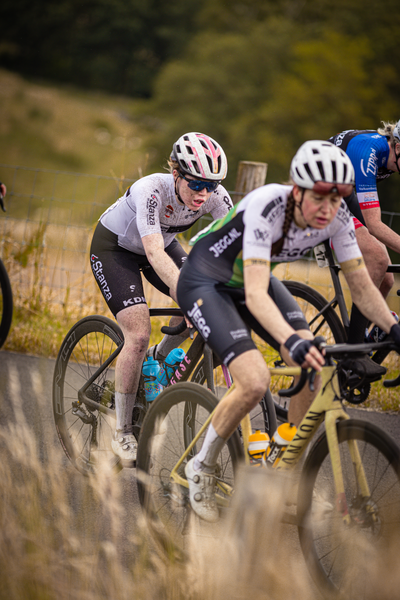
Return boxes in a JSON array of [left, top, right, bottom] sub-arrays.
[[177, 262, 309, 367], [344, 191, 366, 230], [90, 221, 187, 316]]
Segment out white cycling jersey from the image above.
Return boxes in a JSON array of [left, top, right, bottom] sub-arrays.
[[100, 173, 233, 254], [188, 184, 362, 287]]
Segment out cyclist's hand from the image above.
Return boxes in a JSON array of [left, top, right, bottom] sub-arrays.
[[284, 334, 324, 371], [185, 316, 193, 329]]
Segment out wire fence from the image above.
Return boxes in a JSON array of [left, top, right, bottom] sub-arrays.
[[1, 164, 400, 316]]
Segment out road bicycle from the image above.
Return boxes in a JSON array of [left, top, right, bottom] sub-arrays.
[[265, 240, 400, 423], [136, 338, 400, 599], [0, 193, 13, 348], [52, 310, 277, 476]]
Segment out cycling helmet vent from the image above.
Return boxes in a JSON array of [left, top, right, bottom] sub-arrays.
[[290, 140, 355, 189], [331, 161, 337, 181], [316, 161, 325, 179], [171, 132, 228, 180]]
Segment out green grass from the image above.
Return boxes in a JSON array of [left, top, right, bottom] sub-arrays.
[[0, 68, 152, 212]]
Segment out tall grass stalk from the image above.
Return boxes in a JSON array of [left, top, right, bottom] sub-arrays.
[[2, 361, 400, 600]]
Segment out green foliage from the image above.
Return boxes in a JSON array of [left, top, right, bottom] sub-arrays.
[[141, 20, 399, 189]]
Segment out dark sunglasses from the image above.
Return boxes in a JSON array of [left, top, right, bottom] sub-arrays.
[[312, 181, 354, 198], [179, 173, 220, 192]]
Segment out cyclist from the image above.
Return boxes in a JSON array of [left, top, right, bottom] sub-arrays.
[[328, 120, 400, 378], [177, 140, 400, 522], [90, 132, 233, 466]]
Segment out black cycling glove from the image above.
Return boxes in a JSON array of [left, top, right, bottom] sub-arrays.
[[390, 323, 400, 346], [284, 334, 313, 366]]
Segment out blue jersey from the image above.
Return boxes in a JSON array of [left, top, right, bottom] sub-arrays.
[[329, 130, 393, 211]]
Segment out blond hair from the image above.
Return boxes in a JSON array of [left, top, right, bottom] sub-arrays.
[[377, 121, 398, 147], [167, 157, 180, 174]]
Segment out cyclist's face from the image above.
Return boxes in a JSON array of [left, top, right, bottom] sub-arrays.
[[294, 186, 342, 229], [173, 170, 213, 211]]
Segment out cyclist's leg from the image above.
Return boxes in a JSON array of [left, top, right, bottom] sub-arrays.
[[90, 223, 152, 465], [347, 219, 392, 344], [241, 275, 320, 426], [177, 272, 270, 519]]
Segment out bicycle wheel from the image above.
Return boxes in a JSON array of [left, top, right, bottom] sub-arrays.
[[255, 280, 347, 423], [52, 315, 124, 476], [0, 258, 13, 348], [191, 358, 277, 438], [297, 419, 400, 599], [136, 382, 243, 558]]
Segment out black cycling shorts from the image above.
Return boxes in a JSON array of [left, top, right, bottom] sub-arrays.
[[90, 221, 187, 316], [344, 191, 366, 227], [177, 262, 309, 367]]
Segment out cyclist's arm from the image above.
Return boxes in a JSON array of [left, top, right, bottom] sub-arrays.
[[244, 261, 324, 370], [342, 258, 398, 333], [142, 233, 180, 303], [361, 206, 400, 254]]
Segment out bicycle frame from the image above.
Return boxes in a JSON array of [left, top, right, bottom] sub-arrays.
[[168, 362, 372, 523], [75, 308, 217, 418]]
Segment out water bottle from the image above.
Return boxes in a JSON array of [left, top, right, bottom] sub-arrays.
[[262, 422, 297, 468], [156, 348, 187, 386], [142, 357, 163, 402], [365, 311, 399, 343], [248, 430, 270, 466]]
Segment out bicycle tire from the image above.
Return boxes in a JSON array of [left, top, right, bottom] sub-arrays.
[[297, 419, 400, 599], [136, 382, 243, 558], [0, 258, 13, 348], [52, 315, 124, 475], [255, 280, 347, 423], [191, 358, 277, 438]]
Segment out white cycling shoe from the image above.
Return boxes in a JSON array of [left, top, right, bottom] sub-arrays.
[[185, 457, 219, 523], [111, 431, 137, 468]]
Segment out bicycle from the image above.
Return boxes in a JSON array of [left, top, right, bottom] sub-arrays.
[[264, 240, 400, 423], [52, 310, 277, 476], [136, 338, 400, 599], [0, 192, 13, 348]]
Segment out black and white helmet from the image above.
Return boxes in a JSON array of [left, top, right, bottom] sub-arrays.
[[290, 140, 355, 192], [171, 132, 228, 181]]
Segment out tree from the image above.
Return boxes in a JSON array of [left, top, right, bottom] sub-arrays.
[[0, 0, 200, 97]]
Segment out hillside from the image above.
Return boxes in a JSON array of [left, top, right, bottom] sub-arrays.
[[0, 68, 150, 180]]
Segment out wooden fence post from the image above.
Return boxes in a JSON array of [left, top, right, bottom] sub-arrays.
[[235, 161, 268, 202]]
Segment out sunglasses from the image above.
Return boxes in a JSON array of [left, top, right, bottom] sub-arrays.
[[179, 173, 220, 192], [312, 181, 354, 197]]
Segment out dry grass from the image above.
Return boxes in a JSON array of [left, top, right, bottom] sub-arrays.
[[1, 361, 400, 600]]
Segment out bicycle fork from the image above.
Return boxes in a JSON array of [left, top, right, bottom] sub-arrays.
[[325, 409, 373, 526]]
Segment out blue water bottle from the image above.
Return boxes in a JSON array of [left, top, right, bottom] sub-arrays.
[[157, 348, 187, 386], [142, 357, 163, 402]]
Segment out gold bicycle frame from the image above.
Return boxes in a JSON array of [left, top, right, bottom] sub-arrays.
[[169, 364, 372, 521]]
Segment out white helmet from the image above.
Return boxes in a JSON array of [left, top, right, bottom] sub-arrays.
[[290, 140, 355, 193], [393, 119, 400, 142], [171, 132, 228, 181]]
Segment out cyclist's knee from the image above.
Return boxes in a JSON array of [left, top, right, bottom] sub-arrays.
[[380, 272, 394, 298], [117, 305, 151, 349]]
